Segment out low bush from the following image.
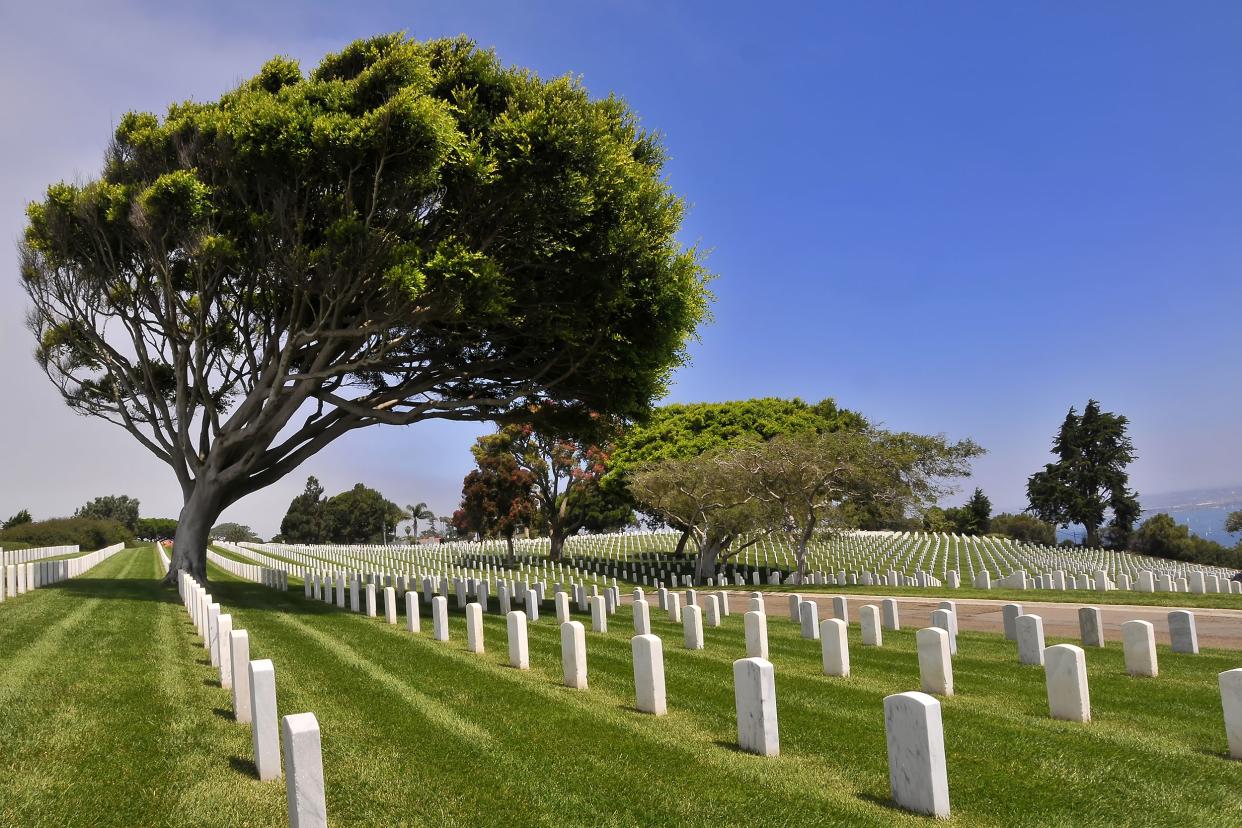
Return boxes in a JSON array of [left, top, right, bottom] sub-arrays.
[[0, 517, 133, 550]]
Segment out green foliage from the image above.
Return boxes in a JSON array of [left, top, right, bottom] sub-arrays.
[[22, 34, 710, 511], [963, 488, 992, 534], [280, 477, 327, 544], [210, 522, 263, 543], [607, 398, 865, 481], [2, 509, 32, 530], [471, 421, 632, 557], [991, 512, 1057, 545], [922, 506, 954, 533], [1026, 400, 1140, 547], [935, 487, 992, 535], [323, 484, 406, 544], [1226, 510, 1242, 536], [1133, 513, 1242, 568], [0, 517, 132, 549], [135, 517, 178, 539], [451, 452, 537, 553], [74, 495, 140, 531], [405, 502, 435, 538], [632, 427, 983, 583], [606, 397, 865, 531]]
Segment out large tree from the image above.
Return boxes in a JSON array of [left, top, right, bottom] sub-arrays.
[[451, 452, 536, 562], [322, 483, 406, 544], [942, 487, 991, 535], [279, 476, 327, 544], [210, 522, 262, 543], [605, 397, 864, 553], [21, 34, 709, 582], [730, 430, 982, 583], [474, 422, 631, 561], [1026, 400, 1139, 548], [1226, 511, 1242, 537], [628, 449, 767, 583], [2, 510, 33, 531], [75, 494, 141, 531], [136, 517, 179, 540]]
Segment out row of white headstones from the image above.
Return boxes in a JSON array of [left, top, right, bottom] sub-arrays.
[[243, 558, 1242, 821], [334, 575, 1242, 820], [175, 569, 327, 828], [0, 542, 127, 601]]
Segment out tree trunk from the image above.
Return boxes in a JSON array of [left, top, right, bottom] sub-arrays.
[[164, 482, 225, 585], [504, 533, 516, 567], [673, 528, 691, 557], [693, 537, 728, 585], [1083, 522, 1100, 548], [549, 527, 565, 562], [789, 526, 814, 585]]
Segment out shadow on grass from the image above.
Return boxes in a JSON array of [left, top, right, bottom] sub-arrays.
[[710, 739, 748, 754], [212, 707, 235, 721], [53, 575, 183, 604], [52, 564, 577, 632], [228, 755, 259, 779], [855, 791, 911, 815], [1194, 746, 1236, 762]]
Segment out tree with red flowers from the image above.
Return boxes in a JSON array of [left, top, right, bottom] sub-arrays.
[[473, 422, 632, 561], [451, 449, 537, 563]]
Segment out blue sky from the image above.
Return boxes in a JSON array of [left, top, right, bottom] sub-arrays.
[[1, 1, 1239, 538]]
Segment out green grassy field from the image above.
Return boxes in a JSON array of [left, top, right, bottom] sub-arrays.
[[744, 580, 1242, 610], [1, 546, 1240, 827]]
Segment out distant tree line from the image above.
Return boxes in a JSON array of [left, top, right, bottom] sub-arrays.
[[444, 395, 1242, 577], [277, 478, 407, 545], [447, 397, 983, 584]]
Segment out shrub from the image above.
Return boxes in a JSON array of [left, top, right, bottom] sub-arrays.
[[0, 517, 133, 550], [991, 513, 1057, 546]]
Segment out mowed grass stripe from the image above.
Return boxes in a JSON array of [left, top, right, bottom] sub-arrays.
[[0, 548, 287, 828], [194, 572, 1242, 825], [198, 572, 892, 825], [4, 554, 1241, 826]]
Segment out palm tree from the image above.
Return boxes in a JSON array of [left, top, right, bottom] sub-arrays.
[[407, 502, 435, 539]]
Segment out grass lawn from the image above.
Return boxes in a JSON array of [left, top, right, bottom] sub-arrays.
[[740, 581, 1242, 610], [1, 545, 1240, 827]]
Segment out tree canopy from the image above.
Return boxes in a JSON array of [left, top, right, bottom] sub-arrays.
[[135, 517, 179, 539], [323, 484, 406, 544], [21, 33, 711, 581], [990, 512, 1056, 546], [280, 476, 328, 544], [451, 450, 536, 560], [75, 494, 141, 531], [1133, 512, 1242, 568], [210, 522, 262, 543], [631, 427, 982, 583], [471, 421, 631, 559], [405, 502, 435, 539], [3, 509, 33, 531], [1226, 511, 1242, 536], [605, 397, 864, 549], [1026, 400, 1140, 548], [933, 487, 992, 535], [606, 398, 864, 483], [0, 517, 132, 549]]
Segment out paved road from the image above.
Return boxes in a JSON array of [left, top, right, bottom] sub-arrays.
[[624, 589, 1242, 650]]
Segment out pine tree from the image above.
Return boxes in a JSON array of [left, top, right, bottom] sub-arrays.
[[1026, 400, 1139, 547]]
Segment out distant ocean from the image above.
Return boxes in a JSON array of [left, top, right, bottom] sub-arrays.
[[1054, 484, 1242, 546]]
